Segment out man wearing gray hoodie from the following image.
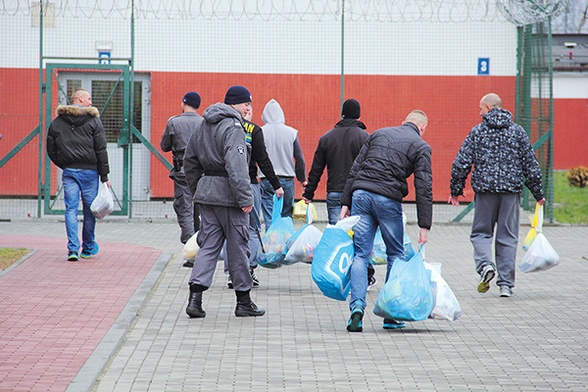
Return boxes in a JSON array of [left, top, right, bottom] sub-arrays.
[[258, 99, 307, 230], [183, 99, 265, 319]]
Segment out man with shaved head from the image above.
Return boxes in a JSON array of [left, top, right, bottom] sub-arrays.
[[340, 110, 433, 332], [449, 93, 545, 298]]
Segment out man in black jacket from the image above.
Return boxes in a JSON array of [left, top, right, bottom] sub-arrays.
[[47, 88, 110, 262], [302, 99, 376, 288], [340, 110, 432, 332]]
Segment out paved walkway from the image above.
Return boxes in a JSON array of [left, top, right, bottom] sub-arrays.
[[0, 207, 587, 391]]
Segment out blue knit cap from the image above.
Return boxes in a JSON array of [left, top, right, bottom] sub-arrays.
[[224, 85, 252, 105]]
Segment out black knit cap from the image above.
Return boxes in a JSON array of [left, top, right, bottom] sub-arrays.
[[182, 91, 201, 109], [224, 85, 252, 105], [342, 98, 361, 119]]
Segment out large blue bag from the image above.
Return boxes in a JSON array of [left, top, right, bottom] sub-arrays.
[[370, 229, 416, 265], [258, 195, 295, 269], [373, 246, 434, 321], [311, 216, 360, 301]]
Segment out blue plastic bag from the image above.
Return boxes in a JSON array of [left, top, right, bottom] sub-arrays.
[[258, 195, 295, 269], [373, 246, 434, 321], [311, 216, 360, 301], [370, 229, 416, 265]]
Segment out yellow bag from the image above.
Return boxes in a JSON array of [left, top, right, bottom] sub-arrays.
[[293, 199, 317, 221], [522, 203, 541, 251]]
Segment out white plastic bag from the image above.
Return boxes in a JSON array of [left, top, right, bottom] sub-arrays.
[[519, 233, 560, 273], [183, 231, 200, 260], [90, 182, 114, 219], [424, 262, 462, 321], [519, 203, 560, 273]]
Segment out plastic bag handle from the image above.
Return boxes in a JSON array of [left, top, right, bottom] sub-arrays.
[[535, 203, 544, 234], [306, 204, 314, 225], [272, 194, 284, 222]]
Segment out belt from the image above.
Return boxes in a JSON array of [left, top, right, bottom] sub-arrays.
[[203, 169, 228, 177]]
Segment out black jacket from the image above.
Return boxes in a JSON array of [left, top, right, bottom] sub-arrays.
[[47, 105, 110, 182], [341, 122, 433, 229], [303, 118, 368, 200], [242, 120, 281, 190]]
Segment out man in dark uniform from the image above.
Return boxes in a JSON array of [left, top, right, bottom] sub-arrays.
[[222, 85, 284, 288], [183, 92, 265, 319], [160, 92, 204, 267]]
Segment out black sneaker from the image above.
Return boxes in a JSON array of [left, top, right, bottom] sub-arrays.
[[367, 276, 377, 292], [183, 259, 194, 268], [250, 268, 260, 287], [477, 264, 496, 293], [235, 301, 265, 317], [383, 318, 406, 329], [226, 275, 233, 289], [67, 252, 79, 262]]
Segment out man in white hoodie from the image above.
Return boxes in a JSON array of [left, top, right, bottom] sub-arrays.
[[258, 99, 307, 230]]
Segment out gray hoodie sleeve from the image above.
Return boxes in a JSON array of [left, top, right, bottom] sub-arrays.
[[293, 138, 306, 182]]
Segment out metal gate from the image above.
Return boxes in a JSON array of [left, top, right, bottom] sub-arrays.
[[42, 63, 166, 217]]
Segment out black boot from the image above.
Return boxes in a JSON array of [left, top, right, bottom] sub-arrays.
[[186, 291, 206, 318], [235, 290, 265, 317]]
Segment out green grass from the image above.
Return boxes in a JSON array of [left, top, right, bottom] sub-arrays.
[[0, 247, 30, 270], [553, 170, 588, 224]]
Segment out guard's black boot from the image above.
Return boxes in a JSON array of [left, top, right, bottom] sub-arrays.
[[186, 291, 206, 318], [235, 290, 265, 317]]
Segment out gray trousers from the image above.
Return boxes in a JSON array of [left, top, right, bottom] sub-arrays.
[[188, 204, 252, 291], [470, 192, 520, 288], [172, 173, 200, 244], [224, 183, 262, 273]]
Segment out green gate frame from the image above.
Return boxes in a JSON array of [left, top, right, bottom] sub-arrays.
[[42, 63, 173, 217]]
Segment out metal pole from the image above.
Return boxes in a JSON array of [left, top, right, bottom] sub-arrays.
[[340, 0, 345, 108], [128, 0, 135, 218], [37, 1, 45, 218], [547, 16, 555, 223]]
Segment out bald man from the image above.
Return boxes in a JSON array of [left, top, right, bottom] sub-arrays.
[[340, 110, 433, 332], [47, 88, 110, 262], [449, 93, 545, 298]]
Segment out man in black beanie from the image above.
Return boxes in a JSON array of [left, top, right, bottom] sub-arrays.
[[302, 98, 376, 289], [161, 91, 204, 268], [183, 90, 265, 319], [222, 85, 284, 288]]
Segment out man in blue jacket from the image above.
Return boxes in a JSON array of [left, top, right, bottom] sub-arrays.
[[449, 93, 545, 298], [341, 110, 432, 332]]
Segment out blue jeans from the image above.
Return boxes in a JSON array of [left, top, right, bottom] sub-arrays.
[[326, 192, 342, 225], [349, 189, 404, 311], [260, 177, 294, 231], [63, 168, 99, 254]]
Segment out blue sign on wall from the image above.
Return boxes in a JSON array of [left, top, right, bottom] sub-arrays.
[[98, 51, 111, 65], [478, 58, 490, 75]]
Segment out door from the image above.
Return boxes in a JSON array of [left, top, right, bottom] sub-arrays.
[[55, 71, 152, 201]]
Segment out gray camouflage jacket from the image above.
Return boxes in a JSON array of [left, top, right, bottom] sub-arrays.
[[450, 108, 544, 201]]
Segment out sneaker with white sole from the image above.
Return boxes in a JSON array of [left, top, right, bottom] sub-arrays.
[[226, 275, 233, 289], [499, 286, 513, 297], [477, 264, 496, 293], [250, 268, 260, 287], [367, 276, 377, 292]]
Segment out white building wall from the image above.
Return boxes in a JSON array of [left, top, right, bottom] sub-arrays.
[[1, 1, 518, 76]]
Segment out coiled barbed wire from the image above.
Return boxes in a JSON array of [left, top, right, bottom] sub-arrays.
[[1, 0, 584, 30]]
